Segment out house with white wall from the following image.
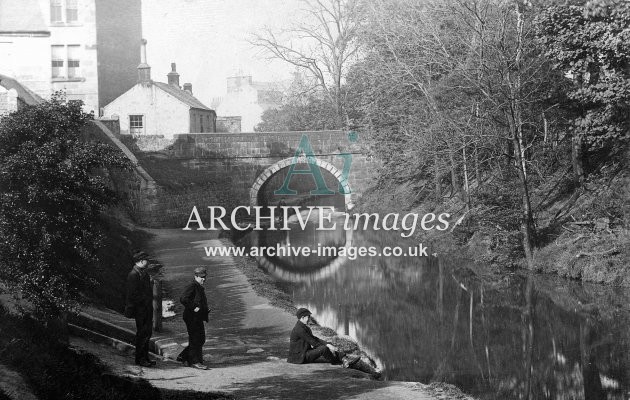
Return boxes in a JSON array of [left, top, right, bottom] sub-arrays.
[[102, 42, 216, 137]]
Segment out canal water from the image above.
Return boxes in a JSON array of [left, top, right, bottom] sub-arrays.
[[241, 215, 630, 399]]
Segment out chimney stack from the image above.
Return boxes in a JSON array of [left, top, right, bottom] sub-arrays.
[[137, 39, 151, 84], [167, 63, 180, 87], [183, 83, 192, 94]]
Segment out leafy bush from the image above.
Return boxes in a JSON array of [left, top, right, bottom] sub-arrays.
[[0, 95, 131, 316]]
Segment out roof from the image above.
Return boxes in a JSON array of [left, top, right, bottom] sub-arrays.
[[153, 82, 213, 111], [0, 74, 44, 105], [0, 0, 49, 35]]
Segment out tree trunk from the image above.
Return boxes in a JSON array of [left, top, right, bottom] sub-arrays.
[[448, 142, 461, 198], [513, 134, 536, 267], [434, 152, 442, 201], [510, 2, 536, 269], [543, 112, 548, 143], [462, 143, 471, 209], [474, 141, 481, 188], [572, 134, 585, 185]]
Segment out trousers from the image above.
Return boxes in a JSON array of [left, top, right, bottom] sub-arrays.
[[179, 318, 205, 364], [304, 345, 344, 364], [134, 307, 153, 363]]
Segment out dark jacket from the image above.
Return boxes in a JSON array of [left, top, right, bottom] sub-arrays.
[[180, 280, 209, 322], [125, 266, 152, 317], [287, 321, 327, 364]]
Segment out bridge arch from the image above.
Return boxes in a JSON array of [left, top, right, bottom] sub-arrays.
[[249, 157, 354, 210]]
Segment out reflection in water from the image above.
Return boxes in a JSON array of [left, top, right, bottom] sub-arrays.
[[248, 223, 630, 399], [304, 303, 385, 371], [246, 216, 353, 283]]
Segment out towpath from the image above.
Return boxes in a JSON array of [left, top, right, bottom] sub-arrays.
[[72, 228, 449, 399]]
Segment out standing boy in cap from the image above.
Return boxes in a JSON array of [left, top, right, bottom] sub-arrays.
[[177, 267, 210, 370], [125, 251, 155, 367], [288, 308, 359, 367]]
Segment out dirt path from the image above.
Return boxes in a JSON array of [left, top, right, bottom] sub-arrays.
[[74, 228, 448, 399], [145, 228, 296, 363]]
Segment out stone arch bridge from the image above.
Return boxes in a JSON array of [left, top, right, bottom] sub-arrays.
[[132, 130, 378, 210]]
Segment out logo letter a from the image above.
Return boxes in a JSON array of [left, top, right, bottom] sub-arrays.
[[274, 134, 334, 195]]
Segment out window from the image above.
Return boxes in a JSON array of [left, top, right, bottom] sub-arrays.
[[66, 0, 78, 22], [50, 0, 62, 22], [51, 45, 64, 78], [67, 45, 80, 78], [50, 0, 78, 23], [51, 45, 81, 79], [129, 115, 144, 135], [199, 115, 204, 132]]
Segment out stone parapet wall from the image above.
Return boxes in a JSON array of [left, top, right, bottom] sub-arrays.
[[166, 131, 362, 159], [121, 135, 178, 153], [134, 130, 376, 210], [86, 127, 379, 226], [97, 118, 121, 136], [83, 121, 159, 225]]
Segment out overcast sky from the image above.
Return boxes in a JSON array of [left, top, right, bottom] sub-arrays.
[[142, 0, 301, 104]]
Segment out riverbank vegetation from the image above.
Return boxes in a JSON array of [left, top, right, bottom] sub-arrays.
[[254, 0, 630, 283], [0, 96, 133, 317], [0, 98, 223, 399]]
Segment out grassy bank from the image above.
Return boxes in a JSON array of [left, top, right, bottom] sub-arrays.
[[129, 156, 241, 228], [358, 154, 630, 286]]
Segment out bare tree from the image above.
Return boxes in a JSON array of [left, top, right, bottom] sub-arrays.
[[360, 0, 463, 200], [460, 0, 539, 267], [250, 0, 362, 127], [359, 0, 546, 267]]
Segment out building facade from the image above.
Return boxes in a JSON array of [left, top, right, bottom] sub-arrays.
[[212, 75, 286, 132], [94, 0, 142, 111], [0, 0, 141, 114], [103, 57, 216, 137]]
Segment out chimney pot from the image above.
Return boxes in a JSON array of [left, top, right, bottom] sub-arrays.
[[183, 83, 192, 94], [137, 39, 151, 84], [167, 62, 180, 87]]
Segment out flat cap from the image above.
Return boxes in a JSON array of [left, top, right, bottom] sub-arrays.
[[296, 308, 312, 319], [194, 267, 207, 277], [132, 251, 150, 262]]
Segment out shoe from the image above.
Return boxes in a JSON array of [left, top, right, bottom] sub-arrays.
[[146, 359, 157, 366], [342, 354, 361, 368], [191, 363, 209, 370]]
